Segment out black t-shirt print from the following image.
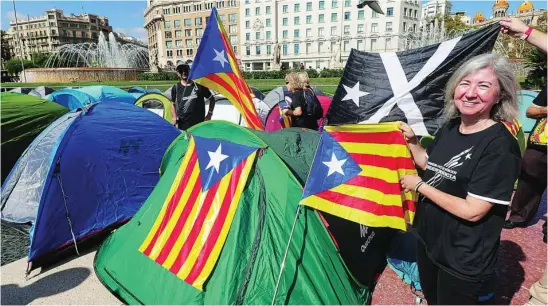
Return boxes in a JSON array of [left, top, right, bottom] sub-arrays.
[[171, 82, 212, 130], [528, 85, 547, 148], [413, 119, 521, 281]]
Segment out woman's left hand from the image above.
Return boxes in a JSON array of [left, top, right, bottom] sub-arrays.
[[400, 175, 423, 192]]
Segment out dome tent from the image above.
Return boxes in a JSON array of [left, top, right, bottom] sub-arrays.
[[134, 92, 174, 122], [0, 93, 69, 183], [1, 102, 181, 269], [48, 85, 137, 110], [94, 121, 370, 304]]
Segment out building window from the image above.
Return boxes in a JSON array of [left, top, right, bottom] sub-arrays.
[[306, 15, 312, 24], [185, 29, 192, 36], [196, 28, 203, 37], [358, 10, 364, 20], [306, 2, 312, 11], [404, 8, 407, 17], [164, 21, 171, 29], [344, 0, 351, 7], [306, 28, 312, 37], [166, 40, 173, 48], [294, 29, 300, 38], [385, 37, 391, 51], [230, 35, 237, 44], [246, 46, 251, 55], [343, 40, 349, 51], [283, 30, 288, 38], [294, 3, 300, 12], [371, 38, 377, 51], [371, 23, 378, 32], [246, 33, 250, 41], [319, 14, 325, 23], [318, 27, 324, 36], [267, 45, 272, 54], [229, 14, 237, 22], [403, 22, 407, 31], [283, 44, 288, 55], [372, 11, 378, 18], [283, 5, 288, 13], [256, 45, 261, 55], [294, 17, 300, 25], [256, 32, 260, 39], [266, 19, 271, 27], [175, 30, 182, 37], [167, 50, 173, 57], [332, 0, 338, 8], [331, 13, 337, 22], [255, 7, 260, 15], [319, 1, 325, 10], [266, 31, 271, 39], [387, 7, 393, 16], [344, 12, 350, 20], [246, 21, 250, 28], [165, 32, 173, 39], [266, 6, 271, 14], [357, 39, 363, 50], [184, 19, 192, 26], [176, 39, 183, 47], [245, 8, 250, 16], [331, 26, 337, 35], [174, 20, 181, 28], [195, 18, 202, 26], [306, 42, 311, 54], [283, 18, 288, 26], [196, 38, 201, 45], [344, 25, 350, 34], [357, 24, 364, 33], [294, 43, 300, 54], [186, 49, 193, 56]]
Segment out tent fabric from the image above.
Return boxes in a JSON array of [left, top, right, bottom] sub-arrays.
[[0, 93, 69, 183], [134, 92, 173, 122], [47, 89, 97, 110], [517, 90, 539, 133], [1, 102, 181, 263], [128, 86, 162, 95], [8, 87, 33, 94], [94, 120, 369, 305], [33, 86, 55, 98]]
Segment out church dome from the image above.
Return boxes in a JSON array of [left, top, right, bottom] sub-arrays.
[[493, 0, 509, 9], [518, 0, 534, 14], [473, 11, 486, 23]]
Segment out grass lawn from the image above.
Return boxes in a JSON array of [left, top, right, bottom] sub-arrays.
[[0, 77, 341, 95]]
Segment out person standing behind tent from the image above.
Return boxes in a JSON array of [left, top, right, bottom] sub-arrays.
[[282, 73, 319, 130], [399, 53, 521, 304], [170, 63, 215, 130], [297, 71, 323, 127], [499, 18, 547, 229]]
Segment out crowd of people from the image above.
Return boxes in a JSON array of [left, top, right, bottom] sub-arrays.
[[166, 17, 546, 305]]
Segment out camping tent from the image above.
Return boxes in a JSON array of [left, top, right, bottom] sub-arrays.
[[33, 86, 55, 98], [134, 92, 174, 122], [8, 87, 34, 95], [517, 90, 540, 133], [128, 86, 163, 95], [1, 102, 181, 267], [94, 121, 370, 304], [1, 93, 69, 183], [48, 85, 137, 110]]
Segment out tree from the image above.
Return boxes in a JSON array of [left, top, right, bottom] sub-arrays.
[[1, 30, 12, 62], [524, 47, 547, 89], [4, 58, 37, 79], [30, 52, 50, 67]]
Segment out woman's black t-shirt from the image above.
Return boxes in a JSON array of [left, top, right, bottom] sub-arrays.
[[290, 89, 319, 130], [413, 119, 521, 281]]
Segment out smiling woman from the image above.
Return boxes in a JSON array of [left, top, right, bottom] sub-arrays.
[[397, 53, 522, 304]]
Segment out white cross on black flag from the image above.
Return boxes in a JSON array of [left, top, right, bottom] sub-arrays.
[[326, 23, 501, 136]]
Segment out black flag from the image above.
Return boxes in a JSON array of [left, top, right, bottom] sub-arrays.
[[326, 23, 500, 136]]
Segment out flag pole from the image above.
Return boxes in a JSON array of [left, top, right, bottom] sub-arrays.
[[271, 131, 324, 305], [271, 204, 302, 305]]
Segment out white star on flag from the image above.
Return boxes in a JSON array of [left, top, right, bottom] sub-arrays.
[[212, 49, 229, 68], [323, 153, 347, 177], [206, 144, 229, 173], [342, 82, 369, 107]]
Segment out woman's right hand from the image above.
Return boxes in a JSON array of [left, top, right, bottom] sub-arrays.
[[398, 122, 417, 144], [500, 18, 529, 39]]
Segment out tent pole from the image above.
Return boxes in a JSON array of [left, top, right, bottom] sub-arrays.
[[271, 204, 302, 305]]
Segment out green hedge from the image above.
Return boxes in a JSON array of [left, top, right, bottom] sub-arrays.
[[138, 68, 345, 81]]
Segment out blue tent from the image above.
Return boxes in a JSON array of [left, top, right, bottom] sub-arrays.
[[48, 85, 137, 110], [517, 90, 539, 133], [128, 86, 162, 94], [1, 102, 181, 265]]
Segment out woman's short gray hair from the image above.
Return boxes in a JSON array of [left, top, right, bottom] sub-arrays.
[[443, 53, 520, 123]]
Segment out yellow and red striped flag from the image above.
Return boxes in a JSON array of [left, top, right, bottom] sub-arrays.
[[188, 8, 264, 130], [139, 135, 258, 290], [300, 123, 418, 231]]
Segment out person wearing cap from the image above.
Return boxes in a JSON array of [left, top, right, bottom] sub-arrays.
[[170, 63, 215, 130]]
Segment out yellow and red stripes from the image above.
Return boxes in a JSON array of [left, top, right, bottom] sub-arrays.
[[139, 138, 257, 290], [302, 123, 417, 231]]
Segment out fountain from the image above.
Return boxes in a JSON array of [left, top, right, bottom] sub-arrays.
[[25, 32, 149, 83]]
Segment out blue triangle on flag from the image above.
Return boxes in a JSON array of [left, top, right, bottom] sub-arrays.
[[193, 136, 258, 191], [302, 131, 362, 199]]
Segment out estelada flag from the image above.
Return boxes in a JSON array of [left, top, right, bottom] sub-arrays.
[[189, 7, 264, 130], [139, 135, 258, 290], [300, 123, 417, 231]]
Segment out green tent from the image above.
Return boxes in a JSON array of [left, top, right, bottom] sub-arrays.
[[1, 93, 69, 183], [94, 121, 369, 304], [134, 93, 173, 123]]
